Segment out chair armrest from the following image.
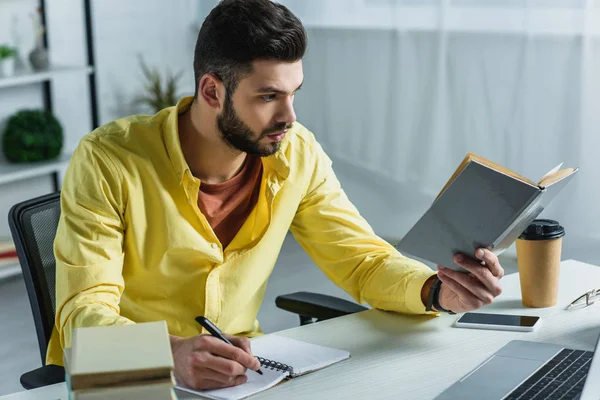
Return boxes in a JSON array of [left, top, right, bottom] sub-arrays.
[[20, 364, 65, 390], [275, 291, 368, 322]]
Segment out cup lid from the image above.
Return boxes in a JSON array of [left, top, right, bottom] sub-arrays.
[[519, 219, 565, 240]]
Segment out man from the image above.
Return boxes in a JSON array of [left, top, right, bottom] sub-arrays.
[[50, 0, 503, 391]]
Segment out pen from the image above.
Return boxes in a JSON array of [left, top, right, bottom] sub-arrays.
[[195, 316, 263, 375]]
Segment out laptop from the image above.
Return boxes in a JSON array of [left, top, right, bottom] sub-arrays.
[[436, 331, 600, 400]]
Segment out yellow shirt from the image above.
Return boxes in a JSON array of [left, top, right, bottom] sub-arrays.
[[47, 97, 435, 365]]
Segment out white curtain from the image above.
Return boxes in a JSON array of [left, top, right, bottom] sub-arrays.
[[270, 0, 600, 264]]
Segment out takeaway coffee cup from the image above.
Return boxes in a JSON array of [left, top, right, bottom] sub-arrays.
[[516, 219, 565, 308]]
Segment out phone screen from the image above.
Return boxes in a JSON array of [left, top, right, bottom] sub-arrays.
[[457, 313, 539, 327]]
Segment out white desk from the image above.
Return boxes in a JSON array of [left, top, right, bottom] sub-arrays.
[[3, 259, 600, 400]]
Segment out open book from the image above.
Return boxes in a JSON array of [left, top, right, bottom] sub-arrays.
[[177, 335, 350, 400], [397, 153, 578, 271]]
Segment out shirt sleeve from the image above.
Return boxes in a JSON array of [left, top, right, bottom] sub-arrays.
[[290, 142, 436, 314], [54, 137, 134, 351]]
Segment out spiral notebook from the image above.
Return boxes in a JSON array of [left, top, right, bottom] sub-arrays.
[[177, 335, 350, 400]]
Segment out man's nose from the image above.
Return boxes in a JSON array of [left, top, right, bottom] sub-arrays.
[[277, 97, 296, 125]]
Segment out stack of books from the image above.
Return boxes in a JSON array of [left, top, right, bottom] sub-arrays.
[[64, 321, 177, 399]]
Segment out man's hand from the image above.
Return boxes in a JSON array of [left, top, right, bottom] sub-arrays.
[[436, 248, 504, 313], [170, 334, 261, 390]]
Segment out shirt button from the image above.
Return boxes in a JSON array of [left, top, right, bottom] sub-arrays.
[[211, 243, 219, 249]]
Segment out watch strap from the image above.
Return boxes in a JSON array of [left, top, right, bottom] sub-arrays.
[[428, 276, 456, 314], [425, 276, 437, 312]]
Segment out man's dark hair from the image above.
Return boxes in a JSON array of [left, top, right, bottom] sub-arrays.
[[193, 0, 307, 99]]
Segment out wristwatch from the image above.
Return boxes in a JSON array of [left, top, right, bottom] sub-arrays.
[[426, 275, 456, 314]]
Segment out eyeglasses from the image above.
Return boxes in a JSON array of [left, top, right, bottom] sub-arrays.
[[566, 289, 600, 310]]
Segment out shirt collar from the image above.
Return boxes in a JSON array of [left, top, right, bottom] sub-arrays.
[[163, 96, 291, 185], [163, 96, 194, 184]]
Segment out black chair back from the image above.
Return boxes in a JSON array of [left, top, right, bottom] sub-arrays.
[[8, 192, 61, 365]]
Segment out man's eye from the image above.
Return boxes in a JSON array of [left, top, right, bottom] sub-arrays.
[[261, 94, 276, 102]]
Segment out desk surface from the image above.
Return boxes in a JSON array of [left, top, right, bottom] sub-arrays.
[[4, 259, 600, 400]]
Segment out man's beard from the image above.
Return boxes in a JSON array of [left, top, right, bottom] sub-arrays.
[[217, 95, 290, 157]]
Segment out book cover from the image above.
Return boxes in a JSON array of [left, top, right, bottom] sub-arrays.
[[397, 153, 577, 271], [69, 321, 174, 391]]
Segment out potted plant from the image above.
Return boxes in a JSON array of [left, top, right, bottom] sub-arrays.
[[133, 55, 182, 113], [0, 45, 17, 77], [2, 109, 63, 163]]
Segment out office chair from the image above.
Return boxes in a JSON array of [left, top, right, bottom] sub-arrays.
[[274, 292, 367, 326], [8, 192, 65, 389], [8, 192, 366, 389]]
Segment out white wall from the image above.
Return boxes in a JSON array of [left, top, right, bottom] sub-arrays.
[[47, 0, 91, 155], [92, 0, 200, 124], [277, 0, 600, 34]]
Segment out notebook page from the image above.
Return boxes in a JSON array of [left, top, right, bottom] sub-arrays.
[[176, 335, 349, 398], [176, 368, 287, 400], [250, 335, 350, 376]]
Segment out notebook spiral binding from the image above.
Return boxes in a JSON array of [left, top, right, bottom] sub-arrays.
[[257, 356, 295, 376]]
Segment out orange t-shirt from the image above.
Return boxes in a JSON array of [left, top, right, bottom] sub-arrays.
[[197, 156, 263, 249]]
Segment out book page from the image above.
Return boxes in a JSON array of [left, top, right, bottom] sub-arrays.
[[75, 380, 175, 400], [537, 168, 577, 189], [436, 153, 537, 200], [539, 162, 564, 181], [250, 335, 350, 376]]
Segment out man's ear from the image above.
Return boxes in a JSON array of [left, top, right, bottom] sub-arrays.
[[198, 73, 225, 110]]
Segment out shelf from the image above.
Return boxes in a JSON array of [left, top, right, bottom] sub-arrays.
[[0, 263, 21, 281], [0, 65, 94, 89], [0, 153, 71, 186]]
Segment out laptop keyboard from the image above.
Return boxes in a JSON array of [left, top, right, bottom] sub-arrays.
[[504, 349, 594, 400]]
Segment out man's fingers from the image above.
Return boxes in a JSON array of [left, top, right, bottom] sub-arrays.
[[226, 335, 253, 355], [198, 352, 248, 377], [453, 250, 504, 279], [438, 268, 494, 304], [189, 355, 247, 382], [453, 254, 503, 297], [437, 270, 484, 310], [198, 335, 260, 371], [474, 248, 504, 278]]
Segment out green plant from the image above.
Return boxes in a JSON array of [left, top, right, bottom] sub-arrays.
[[134, 55, 182, 113], [0, 45, 17, 60], [2, 110, 63, 163]]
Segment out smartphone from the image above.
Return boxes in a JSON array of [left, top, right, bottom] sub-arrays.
[[454, 312, 541, 332]]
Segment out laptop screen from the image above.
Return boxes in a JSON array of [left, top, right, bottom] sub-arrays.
[[578, 329, 600, 400]]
